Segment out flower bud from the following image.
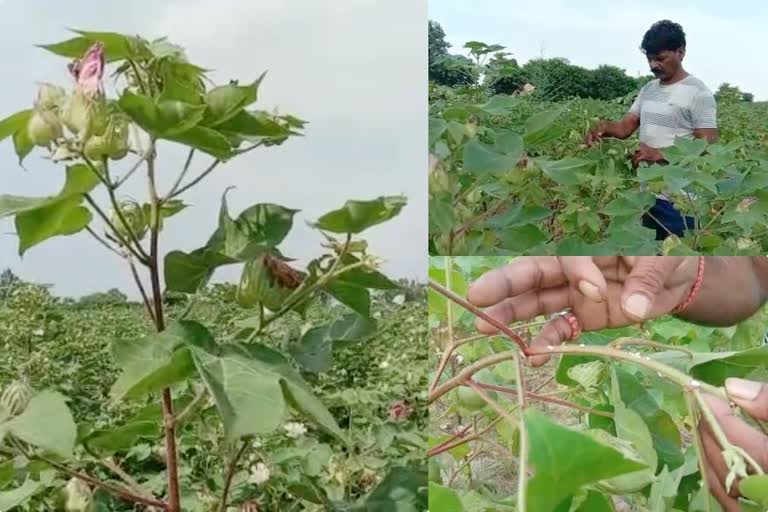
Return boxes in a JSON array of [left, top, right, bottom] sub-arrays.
[[83, 114, 130, 161], [0, 381, 33, 416], [27, 109, 63, 147], [62, 91, 108, 140]]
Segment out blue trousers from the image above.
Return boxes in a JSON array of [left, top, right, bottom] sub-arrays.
[[641, 198, 696, 240]]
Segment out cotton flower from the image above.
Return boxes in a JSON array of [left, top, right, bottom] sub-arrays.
[[248, 463, 270, 485], [391, 294, 405, 305], [69, 42, 105, 97], [284, 422, 307, 438]]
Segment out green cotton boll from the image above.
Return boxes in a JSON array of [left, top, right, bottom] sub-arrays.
[[83, 115, 131, 161], [27, 109, 63, 147], [64, 478, 93, 512], [0, 381, 33, 416], [108, 200, 148, 243]]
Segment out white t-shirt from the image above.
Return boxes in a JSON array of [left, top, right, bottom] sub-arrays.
[[629, 75, 717, 149]]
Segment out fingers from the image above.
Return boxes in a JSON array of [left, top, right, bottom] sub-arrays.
[[467, 257, 565, 308], [474, 288, 569, 334], [620, 257, 686, 321], [725, 378, 768, 420], [558, 256, 608, 302], [527, 315, 575, 367]]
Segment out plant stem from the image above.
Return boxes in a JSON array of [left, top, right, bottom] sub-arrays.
[[687, 393, 714, 512], [114, 142, 155, 188], [447, 449, 484, 486], [467, 381, 519, 434], [174, 389, 209, 424], [128, 255, 156, 323], [166, 158, 222, 200], [145, 140, 181, 512], [428, 280, 529, 353], [169, 148, 196, 196], [218, 441, 249, 512], [475, 382, 614, 418], [100, 457, 156, 503], [445, 256, 455, 355], [511, 350, 528, 512], [85, 225, 123, 258], [608, 338, 693, 357]]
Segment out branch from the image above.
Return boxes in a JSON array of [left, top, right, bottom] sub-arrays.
[[217, 441, 249, 512], [428, 280, 529, 353], [84, 195, 148, 265], [608, 337, 693, 357], [114, 142, 155, 188], [511, 350, 528, 511], [166, 159, 221, 200], [173, 389, 209, 424], [128, 256, 156, 323], [85, 226, 123, 258], [165, 148, 195, 199], [474, 383, 613, 418]]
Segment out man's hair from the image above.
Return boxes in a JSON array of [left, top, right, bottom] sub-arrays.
[[641, 20, 686, 55]]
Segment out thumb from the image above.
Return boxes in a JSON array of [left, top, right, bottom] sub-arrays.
[[726, 378, 768, 420], [621, 257, 682, 321]]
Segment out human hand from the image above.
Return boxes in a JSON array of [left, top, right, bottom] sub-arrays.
[[631, 142, 667, 167], [585, 122, 607, 147], [466, 256, 700, 366], [701, 378, 768, 511]]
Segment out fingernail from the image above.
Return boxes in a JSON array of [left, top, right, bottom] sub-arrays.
[[624, 293, 650, 320], [578, 280, 603, 302], [726, 378, 762, 401]]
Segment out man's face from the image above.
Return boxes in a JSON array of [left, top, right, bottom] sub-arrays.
[[646, 48, 684, 81]]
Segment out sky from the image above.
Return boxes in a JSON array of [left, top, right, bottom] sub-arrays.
[[430, 0, 768, 101], [0, 0, 427, 299]]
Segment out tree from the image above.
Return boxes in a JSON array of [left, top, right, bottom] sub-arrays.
[[77, 287, 128, 306], [0, 269, 22, 303], [586, 65, 639, 100], [428, 20, 477, 87], [715, 82, 754, 103]]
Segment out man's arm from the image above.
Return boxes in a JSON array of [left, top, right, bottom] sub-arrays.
[[677, 256, 768, 326], [599, 113, 641, 139]]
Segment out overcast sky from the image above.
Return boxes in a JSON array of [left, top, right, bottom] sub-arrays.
[[0, 0, 426, 298], [431, 0, 768, 100]]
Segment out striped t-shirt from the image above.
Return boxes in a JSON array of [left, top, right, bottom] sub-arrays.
[[629, 75, 717, 149]]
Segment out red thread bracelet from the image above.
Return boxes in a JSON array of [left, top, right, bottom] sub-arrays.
[[672, 256, 705, 314]]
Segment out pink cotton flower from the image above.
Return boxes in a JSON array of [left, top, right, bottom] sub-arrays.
[[68, 42, 105, 97], [388, 400, 413, 422]]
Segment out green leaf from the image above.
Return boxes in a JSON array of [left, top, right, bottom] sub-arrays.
[[478, 94, 520, 115], [525, 409, 646, 512], [315, 196, 407, 234], [523, 106, 565, 147], [614, 367, 683, 470], [673, 136, 708, 157], [109, 321, 205, 401], [13, 128, 34, 164], [16, 199, 92, 256], [689, 346, 768, 386], [575, 491, 613, 512], [236, 254, 304, 312], [740, 475, 768, 506], [216, 110, 291, 142], [486, 203, 552, 228], [164, 249, 237, 293], [463, 140, 522, 174], [290, 314, 376, 372], [84, 404, 161, 454], [0, 109, 31, 143], [430, 197, 456, 234], [328, 254, 398, 290], [429, 482, 464, 511], [429, 118, 447, 148], [499, 224, 548, 252], [0, 164, 100, 255], [0, 477, 47, 510], [537, 158, 592, 186], [203, 73, 264, 126], [189, 341, 346, 442], [324, 280, 370, 317], [38, 30, 148, 62], [602, 192, 655, 216], [363, 466, 427, 511], [118, 90, 206, 136], [4, 391, 76, 458]]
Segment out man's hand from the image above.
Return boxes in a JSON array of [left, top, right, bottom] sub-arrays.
[[632, 142, 667, 168], [467, 256, 699, 366], [585, 122, 607, 147], [701, 379, 768, 511]]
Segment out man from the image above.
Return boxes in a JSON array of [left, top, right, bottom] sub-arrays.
[[586, 20, 719, 240], [468, 256, 768, 511]]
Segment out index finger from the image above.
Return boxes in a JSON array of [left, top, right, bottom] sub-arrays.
[[467, 257, 566, 307]]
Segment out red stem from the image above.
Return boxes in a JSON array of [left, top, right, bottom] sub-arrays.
[[428, 280, 529, 353], [474, 382, 614, 418]]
